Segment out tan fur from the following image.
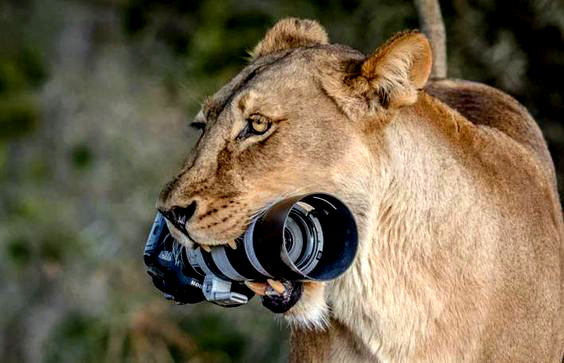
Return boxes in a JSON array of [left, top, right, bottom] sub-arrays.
[[158, 18, 564, 363], [251, 18, 328, 59]]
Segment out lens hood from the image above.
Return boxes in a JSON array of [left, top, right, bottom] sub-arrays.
[[250, 193, 358, 281]]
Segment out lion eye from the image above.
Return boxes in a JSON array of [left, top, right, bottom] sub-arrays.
[[248, 115, 271, 135]]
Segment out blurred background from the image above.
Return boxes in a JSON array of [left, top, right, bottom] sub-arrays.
[[0, 0, 562, 362]]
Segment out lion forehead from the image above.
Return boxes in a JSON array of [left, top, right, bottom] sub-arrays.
[[203, 45, 364, 123]]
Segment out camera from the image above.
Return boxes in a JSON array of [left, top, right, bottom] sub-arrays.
[[144, 193, 358, 308]]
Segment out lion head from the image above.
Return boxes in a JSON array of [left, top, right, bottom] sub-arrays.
[[157, 18, 431, 327]]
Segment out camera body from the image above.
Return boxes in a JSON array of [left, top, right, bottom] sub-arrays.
[[144, 193, 358, 308]]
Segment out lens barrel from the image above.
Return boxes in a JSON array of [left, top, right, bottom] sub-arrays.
[[144, 193, 358, 304]]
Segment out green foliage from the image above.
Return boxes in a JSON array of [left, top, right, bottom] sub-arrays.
[[71, 144, 94, 170], [0, 95, 38, 140], [0, 3, 48, 140], [6, 237, 32, 267], [43, 312, 109, 363]]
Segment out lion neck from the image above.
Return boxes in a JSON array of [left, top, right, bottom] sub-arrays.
[[329, 92, 473, 360], [359, 91, 467, 256]]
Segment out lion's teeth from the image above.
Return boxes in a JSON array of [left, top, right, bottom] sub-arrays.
[[200, 244, 211, 253], [228, 240, 237, 250], [267, 279, 286, 294], [244, 281, 267, 296]]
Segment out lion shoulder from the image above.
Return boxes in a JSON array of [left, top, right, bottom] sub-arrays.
[[424, 79, 555, 180]]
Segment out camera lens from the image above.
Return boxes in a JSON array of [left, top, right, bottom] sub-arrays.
[[284, 216, 304, 264], [147, 193, 358, 286], [284, 228, 294, 251], [282, 203, 323, 276], [144, 193, 358, 309]]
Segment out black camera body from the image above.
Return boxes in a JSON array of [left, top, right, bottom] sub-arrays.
[[144, 193, 358, 309]]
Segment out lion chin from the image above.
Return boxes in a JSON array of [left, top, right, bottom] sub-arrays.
[[282, 281, 330, 331]]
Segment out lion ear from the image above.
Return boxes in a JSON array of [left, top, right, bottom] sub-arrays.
[[353, 31, 432, 109], [251, 18, 329, 59]]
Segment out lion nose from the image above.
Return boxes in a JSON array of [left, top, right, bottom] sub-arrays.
[[159, 201, 197, 231]]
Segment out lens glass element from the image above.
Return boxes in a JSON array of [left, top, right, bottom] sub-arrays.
[[282, 203, 324, 276]]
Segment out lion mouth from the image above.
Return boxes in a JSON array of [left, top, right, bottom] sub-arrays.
[[194, 239, 238, 252], [246, 280, 304, 314], [164, 218, 239, 252]]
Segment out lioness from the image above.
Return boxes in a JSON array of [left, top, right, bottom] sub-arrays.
[[156, 16, 564, 363]]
